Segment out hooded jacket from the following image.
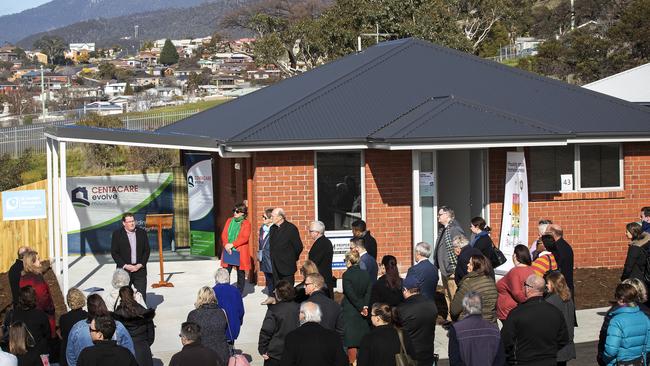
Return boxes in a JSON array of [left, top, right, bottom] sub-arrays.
[[621, 232, 650, 282]]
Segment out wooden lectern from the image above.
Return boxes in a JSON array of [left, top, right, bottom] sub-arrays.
[[145, 213, 174, 288]]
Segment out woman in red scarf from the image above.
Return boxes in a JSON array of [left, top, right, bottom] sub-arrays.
[[19, 250, 56, 337], [220, 203, 251, 294]]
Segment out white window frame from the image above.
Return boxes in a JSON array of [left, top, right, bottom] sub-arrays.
[[314, 150, 366, 236], [530, 143, 624, 194]]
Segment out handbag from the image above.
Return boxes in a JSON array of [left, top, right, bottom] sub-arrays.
[[394, 327, 417, 366], [490, 244, 507, 268], [221, 309, 250, 366]]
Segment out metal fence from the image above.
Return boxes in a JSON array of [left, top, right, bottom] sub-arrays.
[[0, 109, 199, 157]]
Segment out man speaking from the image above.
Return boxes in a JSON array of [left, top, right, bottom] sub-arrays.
[[111, 213, 150, 302]]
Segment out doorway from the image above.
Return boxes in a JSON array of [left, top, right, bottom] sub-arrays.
[[413, 150, 488, 252]]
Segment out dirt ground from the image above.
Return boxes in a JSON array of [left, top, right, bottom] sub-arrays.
[[0, 266, 623, 325]]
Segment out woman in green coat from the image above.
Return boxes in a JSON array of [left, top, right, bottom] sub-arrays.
[[342, 250, 372, 364], [450, 254, 498, 324]]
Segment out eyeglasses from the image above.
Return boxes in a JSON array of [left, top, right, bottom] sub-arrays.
[[89, 327, 101, 333], [523, 282, 533, 289], [233, 209, 244, 214], [262, 215, 269, 220]]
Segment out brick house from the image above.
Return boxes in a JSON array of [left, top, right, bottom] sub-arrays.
[[47, 38, 650, 282]]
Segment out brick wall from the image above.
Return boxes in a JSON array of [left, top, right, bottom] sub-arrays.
[[488, 143, 650, 269], [250, 149, 415, 284]]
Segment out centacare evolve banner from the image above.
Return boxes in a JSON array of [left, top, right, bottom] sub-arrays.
[[65, 172, 174, 254], [185, 154, 216, 256], [497, 152, 529, 274]]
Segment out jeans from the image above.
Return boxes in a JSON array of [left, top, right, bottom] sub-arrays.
[[263, 272, 274, 295]]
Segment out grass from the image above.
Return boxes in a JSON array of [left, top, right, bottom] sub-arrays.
[[123, 98, 230, 118]]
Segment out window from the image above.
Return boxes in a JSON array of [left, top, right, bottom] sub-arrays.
[[529, 144, 622, 192], [316, 152, 362, 231]]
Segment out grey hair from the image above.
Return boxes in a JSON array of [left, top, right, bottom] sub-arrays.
[[439, 206, 455, 219], [310, 221, 325, 234], [300, 301, 322, 324], [215, 268, 230, 284], [462, 291, 483, 315], [415, 242, 432, 258], [112, 268, 131, 289], [274, 208, 286, 219], [452, 235, 469, 249]]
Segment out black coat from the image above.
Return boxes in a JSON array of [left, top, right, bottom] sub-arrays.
[[113, 305, 156, 366], [621, 234, 650, 283], [8, 259, 23, 305], [269, 221, 304, 278], [3, 308, 50, 355], [169, 343, 224, 366], [358, 325, 414, 366], [473, 234, 495, 261], [501, 296, 569, 365], [308, 236, 334, 290], [15, 349, 43, 366], [359, 231, 378, 261], [555, 238, 575, 293], [369, 275, 403, 308], [77, 340, 138, 366], [258, 301, 300, 361], [307, 290, 344, 342], [186, 304, 229, 366], [280, 322, 348, 366], [396, 294, 438, 362], [59, 309, 88, 366], [110, 227, 150, 274], [455, 246, 483, 286]]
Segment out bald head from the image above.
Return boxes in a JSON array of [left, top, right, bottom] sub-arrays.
[[271, 208, 286, 226], [17, 246, 30, 259], [547, 224, 563, 239], [299, 301, 322, 325], [524, 274, 546, 298]]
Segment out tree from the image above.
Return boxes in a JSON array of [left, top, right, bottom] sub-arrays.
[[159, 39, 180, 65], [140, 40, 155, 51], [124, 82, 134, 95], [76, 53, 90, 64], [77, 114, 124, 170], [609, 0, 650, 63], [33, 35, 66, 65], [97, 62, 117, 80], [127, 147, 177, 171]]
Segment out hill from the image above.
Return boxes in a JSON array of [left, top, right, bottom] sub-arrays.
[[16, 1, 249, 49], [0, 0, 248, 44]]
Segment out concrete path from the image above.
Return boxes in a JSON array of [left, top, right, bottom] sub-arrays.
[[67, 252, 608, 365]]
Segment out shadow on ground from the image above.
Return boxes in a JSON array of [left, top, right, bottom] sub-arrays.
[[435, 341, 597, 365]]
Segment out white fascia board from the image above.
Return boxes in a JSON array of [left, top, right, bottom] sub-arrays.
[[43, 133, 222, 152], [568, 137, 650, 144], [387, 140, 568, 150], [227, 144, 369, 152]]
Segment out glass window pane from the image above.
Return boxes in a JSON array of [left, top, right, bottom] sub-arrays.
[[580, 144, 620, 188], [529, 146, 574, 192], [317, 152, 362, 231]]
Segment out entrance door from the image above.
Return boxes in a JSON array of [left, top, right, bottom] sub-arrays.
[[413, 150, 488, 256]]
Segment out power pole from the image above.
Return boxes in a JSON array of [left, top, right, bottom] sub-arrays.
[[134, 25, 139, 39], [40, 65, 47, 119], [358, 23, 397, 51]]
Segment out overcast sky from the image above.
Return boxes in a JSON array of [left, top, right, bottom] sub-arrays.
[[0, 0, 50, 16]]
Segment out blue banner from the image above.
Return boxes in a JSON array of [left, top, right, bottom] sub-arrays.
[[2, 190, 47, 221]]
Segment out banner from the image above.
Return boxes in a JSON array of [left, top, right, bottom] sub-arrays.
[[2, 190, 46, 221], [66, 172, 174, 254], [185, 153, 216, 256], [329, 234, 353, 270], [497, 152, 528, 274]]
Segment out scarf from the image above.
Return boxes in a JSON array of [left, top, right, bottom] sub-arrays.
[[441, 222, 458, 268], [227, 216, 245, 244]]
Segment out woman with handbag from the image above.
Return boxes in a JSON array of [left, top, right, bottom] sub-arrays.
[[8, 321, 43, 366], [469, 217, 501, 268], [358, 303, 414, 366], [220, 203, 252, 295], [603, 282, 650, 366], [186, 287, 229, 366]]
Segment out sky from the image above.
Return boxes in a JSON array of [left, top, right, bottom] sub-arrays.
[[0, 0, 51, 16]]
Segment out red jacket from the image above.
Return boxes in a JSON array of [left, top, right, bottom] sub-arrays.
[[19, 273, 56, 337], [496, 266, 534, 320], [220, 218, 252, 270]]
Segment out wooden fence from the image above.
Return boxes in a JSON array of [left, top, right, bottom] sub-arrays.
[[0, 180, 49, 272]]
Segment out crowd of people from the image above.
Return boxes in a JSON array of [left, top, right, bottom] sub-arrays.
[[5, 205, 650, 366]]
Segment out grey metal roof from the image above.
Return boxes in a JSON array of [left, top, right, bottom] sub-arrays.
[[155, 37, 650, 149]]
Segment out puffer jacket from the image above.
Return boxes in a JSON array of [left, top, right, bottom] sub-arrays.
[[450, 271, 498, 324], [603, 305, 650, 366]]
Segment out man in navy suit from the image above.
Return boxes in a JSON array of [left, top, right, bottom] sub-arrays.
[[350, 237, 378, 284], [406, 242, 439, 301], [111, 213, 150, 302]]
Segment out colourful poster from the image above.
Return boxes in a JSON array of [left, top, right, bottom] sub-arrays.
[[185, 154, 216, 256], [497, 152, 528, 274], [65, 173, 174, 254]]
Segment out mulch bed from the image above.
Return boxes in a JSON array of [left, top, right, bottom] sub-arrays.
[[0, 266, 624, 326]]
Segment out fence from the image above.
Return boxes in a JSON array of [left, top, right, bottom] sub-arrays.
[[0, 179, 49, 272], [0, 109, 199, 157]]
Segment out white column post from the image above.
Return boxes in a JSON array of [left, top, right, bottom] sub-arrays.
[[46, 138, 54, 261], [60, 141, 69, 296], [52, 140, 61, 279]]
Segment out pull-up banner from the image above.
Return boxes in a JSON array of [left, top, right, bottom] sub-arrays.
[[66, 172, 174, 254], [497, 152, 528, 274], [185, 153, 216, 256]]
